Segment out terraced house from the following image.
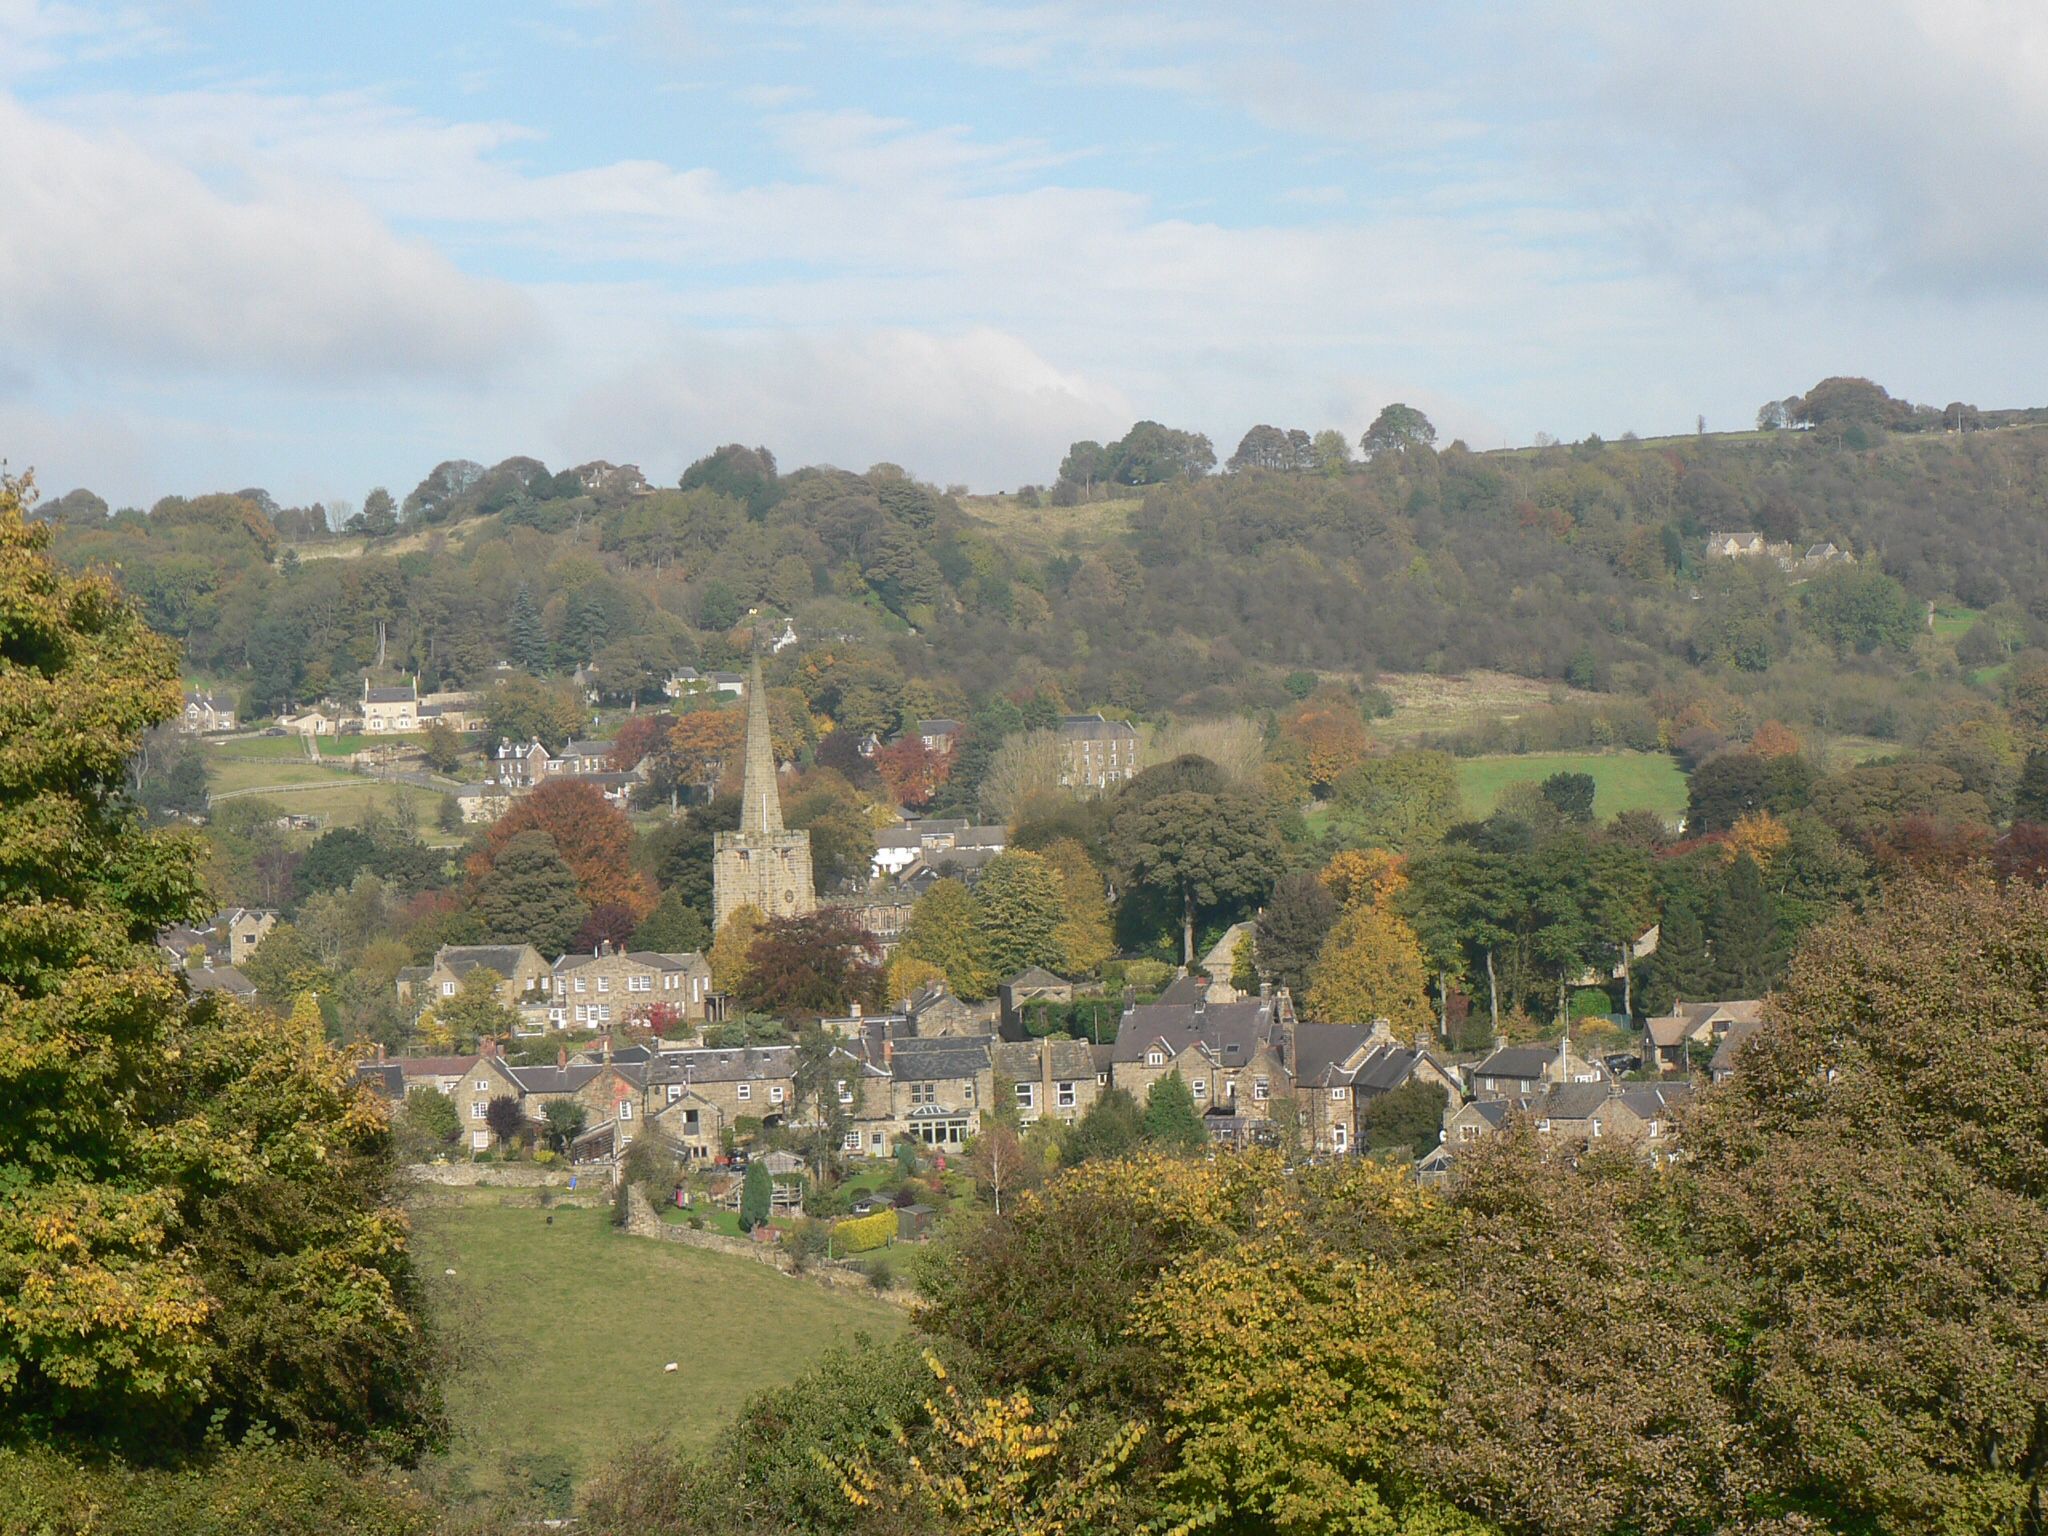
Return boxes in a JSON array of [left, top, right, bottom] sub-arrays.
[[398, 943, 554, 1024], [549, 943, 714, 1029]]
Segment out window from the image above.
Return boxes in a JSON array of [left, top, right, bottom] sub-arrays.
[[1589, 1119, 1602, 1137], [1253, 1076, 1270, 1101], [472, 1130, 488, 1149], [1190, 1078, 1208, 1100], [1146, 1050, 1163, 1067], [737, 1083, 751, 1101], [1056, 1081, 1076, 1109], [597, 1005, 610, 1022], [441, 981, 456, 997], [768, 1085, 785, 1104], [1536, 1118, 1552, 1132], [619, 1101, 633, 1120], [1459, 1124, 1479, 1142], [963, 1081, 975, 1103], [837, 1080, 853, 1104], [574, 977, 587, 994], [629, 975, 650, 993], [842, 1130, 863, 1151], [1330, 1086, 1348, 1101], [1096, 1071, 1109, 1085], [470, 1101, 485, 1120], [596, 977, 610, 994], [910, 1082, 935, 1106], [1332, 1126, 1349, 1153], [474, 1079, 489, 1092], [662, 974, 677, 990], [1015, 1082, 1037, 1110]]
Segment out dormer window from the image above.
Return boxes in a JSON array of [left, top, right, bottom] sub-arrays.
[[1146, 1050, 1164, 1067]]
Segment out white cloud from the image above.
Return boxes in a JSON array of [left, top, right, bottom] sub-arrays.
[[0, 93, 540, 379]]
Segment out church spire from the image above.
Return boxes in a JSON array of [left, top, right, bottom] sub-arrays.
[[739, 647, 783, 836]]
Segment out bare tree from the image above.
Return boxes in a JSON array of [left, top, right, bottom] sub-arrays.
[[978, 729, 1066, 822]]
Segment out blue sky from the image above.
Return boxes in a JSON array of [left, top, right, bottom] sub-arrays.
[[5, 0, 2048, 509]]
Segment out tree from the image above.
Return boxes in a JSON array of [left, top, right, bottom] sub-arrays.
[[1707, 853, 1782, 995], [419, 719, 463, 774], [656, 707, 747, 798], [506, 583, 548, 672], [471, 831, 588, 955], [788, 1023, 853, 1176], [1141, 1073, 1208, 1152], [708, 904, 764, 995], [901, 878, 995, 1000], [738, 909, 886, 1018], [1330, 751, 1464, 851], [1305, 901, 1432, 1031], [0, 472, 439, 1458], [571, 902, 640, 952], [537, 1098, 586, 1153], [972, 850, 1067, 981], [1540, 770, 1596, 822], [435, 967, 520, 1049], [967, 1120, 1028, 1215], [483, 1094, 526, 1148], [405, 1087, 461, 1144], [476, 778, 655, 917], [1800, 565, 1919, 654], [1112, 787, 1282, 966], [1064, 1086, 1145, 1163], [1359, 402, 1437, 458], [1039, 837, 1114, 978], [484, 674, 583, 752], [2017, 750, 2048, 824], [358, 485, 398, 536], [738, 1160, 772, 1232], [1256, 873, 1339, 996], [1683, 876, 2048, 1533], [1686, 751, 1814, 833], [631, 887, 709, 954], [872, 735, 950, 809], [1355, 1078, 1447, 1154]]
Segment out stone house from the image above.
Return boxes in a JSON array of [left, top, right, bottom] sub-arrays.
[[219, 907, 278, 968], [992, 1037, 1103, 1128], [872, 1034, 993, 1151], [1466, 1036, 1607, 1101], [998, 965, 1073, 1027], [456, 784, 522, 824], [362, 677, 420, 733], [1110, 988, 1292, 1128], [915, 718, 961, 755], [493, 739, 554, 787], [1643, 999, 1763, 1074], [400, 943, 555, 1021], [548, 944, 714, 1030], [904, 981, 988, 1037], [1057, 713, 1140, 791], [450, 1049, 526, 1152], [180, 689, 237, 734], [1290, 1020, 1462, 1156]]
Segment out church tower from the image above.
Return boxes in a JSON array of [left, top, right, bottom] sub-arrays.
[[712, 649, 815, 931]]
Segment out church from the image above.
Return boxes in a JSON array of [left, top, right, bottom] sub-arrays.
[[712, 651, 815, 931]]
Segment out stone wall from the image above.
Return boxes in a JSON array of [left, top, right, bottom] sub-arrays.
[[407, 1162, 581, 1188], [621, 1188, 914, 1311]]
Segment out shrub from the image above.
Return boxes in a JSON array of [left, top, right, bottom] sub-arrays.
[[833, 1209, 898, 1253]]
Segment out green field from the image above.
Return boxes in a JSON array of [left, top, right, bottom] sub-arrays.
[[208, 733, 377, 760], [956, 492, 1143, 557], [1929, 604, 1982, 643], [411, 1200, 905, 1511], [1454, 751, 1688, 823]]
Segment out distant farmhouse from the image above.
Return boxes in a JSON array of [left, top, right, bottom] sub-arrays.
[[180, 689, 237, 734]]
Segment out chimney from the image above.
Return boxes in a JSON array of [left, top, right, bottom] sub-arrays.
[[602, 1036, 612, 1064], [376, 1042, 387, 1063], [850, 1001, 862, 1019], [1259, 980, 1271, 1003], [1193, 993, 1206, 1016], [1494, 1033, 1507, 1055], [1122, 984, 1136, 1014], [882, 1037, 894, 1067], [557, 1046, 568, 1068]]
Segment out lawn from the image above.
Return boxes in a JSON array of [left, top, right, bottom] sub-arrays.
[[1453, 751, 1688, 823], [411, 1201, 904, 1513], [207, 733, 376, 760]]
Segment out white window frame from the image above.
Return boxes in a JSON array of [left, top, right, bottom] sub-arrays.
[[1330, 1086, 1348, 1102], [619, 1100, 633, 1121], [837, 1080, 854, 1105], [1015, 1082, 1037, 1110], [441, 981, 456, 997], [736, 1083, 752, 1101], [1332, 1125, 1349, 1152], [473, 1078, 489, 1092], [842, 1130, 863, 1151], [1056, 1081, 1076, 1109], [1190, 1078, 1208, 1100], [469, 1101, 485, 1120], [1146, 1050, 1163, 1067], [768, 1085, 785, 1104], [597, 977, 610, 994], [574, 977, 587, 993]]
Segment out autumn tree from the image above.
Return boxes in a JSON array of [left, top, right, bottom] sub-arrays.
[[1038, 837, 1113, 978], [475, 778, 654, 917], [1319, 847, 1409, 911], [885, 951, 947, 1004], [738, 909, 886, 1018], [655, 706, 746, 799], [873, 735, 951, 809], [1278, 690, 1375, 795], [707, 903, 765, 995], [484, 673, 583, 751], [1306, 901, 1432, 1031], [483, 1094, 526, 1147], [972, 850, 1067, 981], [900, 878, 994, 1000], [1330, 751, 1464, 851]]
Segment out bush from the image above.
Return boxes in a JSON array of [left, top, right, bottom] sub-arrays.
[[1569, 987, 1615, 1020], [833, 1209, 898, 1253], [0, 1446, 437, 1536]]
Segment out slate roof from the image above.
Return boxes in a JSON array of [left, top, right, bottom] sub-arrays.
[[364, 684, 416, 703], [889, 1035, 994, 1082], [1003, 965, 1069, 989], [437, 945, 533, 979], [553, 949, 704, 975], [640, 1045, 797, 1085], [506, 1063, 607, 1095], [957, 824, 1008, 847], [916, 718, 961, 736], [875, 828, 924, 850], [186, 965, 256, 997], [354, 1062, 406, 1098], [184, 690, 236, 711], [1709, 1018, 1764, 1080], [561, 738, 616, 759], [1155, 975, 1210, 1007], [1540, 1081, 1616, 1121], [1618, 1082, 1692, 1119], [1472, 1045, 1560, 1081], [992, 1038, 1097, 1081], [396, 1054, 483, 1078], [1292, 1021, 1376, 1083], [1110, 998, 1275, 1068], [1058, 713, 1137, 739]]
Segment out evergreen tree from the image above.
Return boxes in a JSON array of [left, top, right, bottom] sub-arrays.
[[1709, 854, 1783, 996], [507, 585, 548, 675], [1254, 873, 1338, 996], [1641, 885, 1712, 1014], [1141, 1074, 1208, 1152], [971, 850, 1066, 981], [2016, 749, 2048, 823], [738, 1160, 773, 1231], [631, 887, 710, 954], [1064, 1087, 1144, 1163], [472, 831, 588, 955]]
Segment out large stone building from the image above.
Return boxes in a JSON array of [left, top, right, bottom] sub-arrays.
[[712, 652, 815, 930]]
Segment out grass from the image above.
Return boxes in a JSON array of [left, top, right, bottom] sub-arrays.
[[1371, 670, 1601, 748], [207, 733, 376, 760], [955, 492, 1144, 558], [1930, 604, 1982, 643], [412, 1200, 904, 1510], [1453, 751, 1689, 823]]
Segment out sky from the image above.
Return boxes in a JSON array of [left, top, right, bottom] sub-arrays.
[[5, 0, 2048, 511]]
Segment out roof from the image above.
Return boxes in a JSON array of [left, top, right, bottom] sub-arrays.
[[1473, 1045, 1559, 1080], [1540, 1081, 1615, 1121], [437, 944, 534, 979], [889, 1035, 993, 1082], [1058, 713, 1137, 739], [1110, 998, 1275, 1067], [396, 1054, 483, 1078], [554, 949, 704, 975], [364, 684, 416, 704], [992, 1038, 1097, 1080], [184, 689, 235, 710], [1646, 999, 1763, 1048], [185, 965, 255, 997], [1709, 1017, 1765, 1078], [1003, 965, 1069, 990], [506, 1063, 607, 1095], [354, 1062, 406, 1097], [641, 1045, 797, 1085], [916, 718, 961, 735], [1155, 975, 1209, 1007], [561, 738, 616, 758], [1617, 1082, 1693, 1119], [875, 828, 924, 850]]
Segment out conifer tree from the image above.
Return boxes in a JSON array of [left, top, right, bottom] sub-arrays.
[[1141, 1073, 1208, 1152], [507, 582, 549, 674], [1709, 854, 1783, 996]]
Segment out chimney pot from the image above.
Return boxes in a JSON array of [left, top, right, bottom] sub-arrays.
[[558, 1047, 567, 1068]]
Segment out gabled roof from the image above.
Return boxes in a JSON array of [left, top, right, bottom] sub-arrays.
[[185, 965, 256, 997], [1155, 975, 1209, 1007], [1540, 1081, 1615, 1121], [916, 718, 961, 735], [641, 1045, 797, 1085], [506, 1063, 607, 1095], [1003, 965, 1069, 989], [1709, 1017, 1765, 1079], [1110, 998, 1275, 1067], [1058, 713, 1137, 739], [889, 1034, 993, 1082], [991, 1038, 1097, 1080], [1617, 1082, 1693, 1120], [396, 1054, 483, 1078], [436, 944, 536, 979], [561, 738, 616, 758], [1292, 1021, 1376, 1083], [364, 682, 416, 703], [1473, 1045, 1559, 1080], [354, 1062, 406, 1097]]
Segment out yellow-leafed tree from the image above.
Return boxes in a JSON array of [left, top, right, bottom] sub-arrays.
[[1305, 900, 1432, 1031]]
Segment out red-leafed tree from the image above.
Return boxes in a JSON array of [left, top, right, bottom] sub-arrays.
[[473, 778, 656, 918], [874, 735, 951, 809], [572, 903, 641, 952], [737, 909, 887, 1018], [609, 713, 668, 772]]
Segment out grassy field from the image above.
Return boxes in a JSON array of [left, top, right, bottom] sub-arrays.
[[955, 492, 1144, 558], [412, 1200, 905, 1512], [1453, 751, 1689, 823], [1930, 604, 1982, 643], [1373, 670, 1601, 747], [209, 733, 376, 760]]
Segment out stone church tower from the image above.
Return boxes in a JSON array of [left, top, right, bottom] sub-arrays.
[[712, 651, 815, 931]]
